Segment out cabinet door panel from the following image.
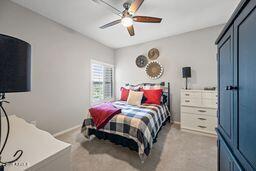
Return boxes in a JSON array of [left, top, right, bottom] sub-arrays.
[[218, 137, 243, 171], [233, 160, 243, 171], [234, 1, 256, 170], [218, 27, 234, 145], [219, 139, 232, 171]]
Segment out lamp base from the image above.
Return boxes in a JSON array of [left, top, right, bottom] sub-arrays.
[[185, 77, 188, 90], [0, 93, 23, 168], [0, 165, 4, 171]]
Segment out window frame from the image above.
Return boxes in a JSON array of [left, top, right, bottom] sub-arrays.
[[90, 59, 114, 106]]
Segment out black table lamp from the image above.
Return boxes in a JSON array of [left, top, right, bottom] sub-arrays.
[[0, 34, 31, 170], [182, 67, 191, 90]]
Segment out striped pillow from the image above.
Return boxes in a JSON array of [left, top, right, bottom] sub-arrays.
[[141, 84, 164, 90], [124, 84, 141, 91]]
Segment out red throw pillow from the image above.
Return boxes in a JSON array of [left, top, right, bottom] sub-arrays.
[[142, 89, 163, 105], [120, 87, 130, 101]]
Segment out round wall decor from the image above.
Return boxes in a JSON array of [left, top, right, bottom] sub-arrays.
[[136, 55, 148, 68], [145, 61, 164, 79], [148, 48, 160, 60]]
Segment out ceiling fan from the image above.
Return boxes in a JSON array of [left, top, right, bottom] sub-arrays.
[[92, 0, 162, 36]]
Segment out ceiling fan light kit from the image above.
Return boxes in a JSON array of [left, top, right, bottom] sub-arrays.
[[93, 0, 162, 36], [121, 17, 133, 27]]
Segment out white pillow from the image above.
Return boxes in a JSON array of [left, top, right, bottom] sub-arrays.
[[127, 90, 143, 106]]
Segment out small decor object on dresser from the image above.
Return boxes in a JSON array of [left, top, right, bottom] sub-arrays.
[[145, 61, 164, 79], [204, 87, 216, 91], [135, 55, 148, 68], [148, 48, 160, 60]]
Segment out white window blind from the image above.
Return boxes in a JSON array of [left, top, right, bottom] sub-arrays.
[[91, 61, 113, 104]]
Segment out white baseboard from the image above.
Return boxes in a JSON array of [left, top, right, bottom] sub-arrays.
[[173, 121, 180, 125], [181, 128, 217, 137], [53, 125, 81, 137]]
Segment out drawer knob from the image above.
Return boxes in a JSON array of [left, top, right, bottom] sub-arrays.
[[185, 94, 190, 96], [198, 110, 206, 113], [198, 125, 207, 129], [185, 100, 190, 102], [198, 118, 207, 121]]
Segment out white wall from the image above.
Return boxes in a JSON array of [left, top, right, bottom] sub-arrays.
[[115, 25, 223, 122], [0, 0, 114, 134]]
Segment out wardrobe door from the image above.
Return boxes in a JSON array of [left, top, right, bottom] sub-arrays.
[[217, 27, 234, 146], [234, 1, 256, 170]]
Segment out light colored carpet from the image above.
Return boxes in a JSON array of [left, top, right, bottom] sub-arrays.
[[56, 124, 217, 171]]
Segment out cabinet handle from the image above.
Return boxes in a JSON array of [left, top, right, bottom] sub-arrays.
[[185, 94, 190, 96], [226, 86, 238, 91], [185, 100, 190, 102], [198, 110, 206, 113], [198, 118, 207, 121], [198, 125, 207, 129]]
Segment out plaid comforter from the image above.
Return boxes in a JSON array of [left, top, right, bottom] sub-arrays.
[[81, 101, 171, 159]]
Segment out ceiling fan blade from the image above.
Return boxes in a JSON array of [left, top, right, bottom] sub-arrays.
[[100, 19, 121, 29], [129, 0, 144, 14], [92, 0, 122, 16], [127, 25, 135, 36], [133, 16, 162, 23]]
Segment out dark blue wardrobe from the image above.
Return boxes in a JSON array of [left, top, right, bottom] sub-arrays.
[[216, 0, 256, 170]]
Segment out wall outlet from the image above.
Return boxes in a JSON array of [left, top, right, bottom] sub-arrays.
[[30, 121, 37, 126]]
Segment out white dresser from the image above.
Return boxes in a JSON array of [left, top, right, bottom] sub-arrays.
[[180, 89, 217, 135]]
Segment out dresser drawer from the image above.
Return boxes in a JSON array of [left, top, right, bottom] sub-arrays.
[[202, 92, 217, 99], [181, 113, 217, 134], [181, 91, 201, 99], [202, 99, 218, 108], [181, 98, 201, 107], [181, 106, 217, 116]]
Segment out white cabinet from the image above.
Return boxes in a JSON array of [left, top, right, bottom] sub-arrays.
[[181, 90, 217, 135]]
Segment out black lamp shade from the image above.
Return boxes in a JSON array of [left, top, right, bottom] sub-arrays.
[[0, 34, 31, 93], [182, 67, 191, 78]]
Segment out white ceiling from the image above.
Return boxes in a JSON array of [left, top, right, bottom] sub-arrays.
[[10, 0, 240, 49]]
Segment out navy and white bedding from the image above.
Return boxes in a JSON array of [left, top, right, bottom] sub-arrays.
[[81, 101, 171, 159]]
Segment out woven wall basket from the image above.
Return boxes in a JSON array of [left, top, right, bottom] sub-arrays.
[[145, 61, 164, 79]]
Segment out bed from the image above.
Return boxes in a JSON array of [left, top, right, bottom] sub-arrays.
[[81, 82, 172, 161]]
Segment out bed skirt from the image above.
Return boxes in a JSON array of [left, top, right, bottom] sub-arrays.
[[87, 115, 171, 157]]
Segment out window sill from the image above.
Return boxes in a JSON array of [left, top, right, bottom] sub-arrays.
[[90, 98, 114, 106]]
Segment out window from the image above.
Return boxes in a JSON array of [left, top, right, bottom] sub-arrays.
[[91, 60, 114, 104]]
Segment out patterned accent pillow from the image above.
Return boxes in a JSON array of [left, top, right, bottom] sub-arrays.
[[142, 84, 164, 90], [124, 84, 141, 91]]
